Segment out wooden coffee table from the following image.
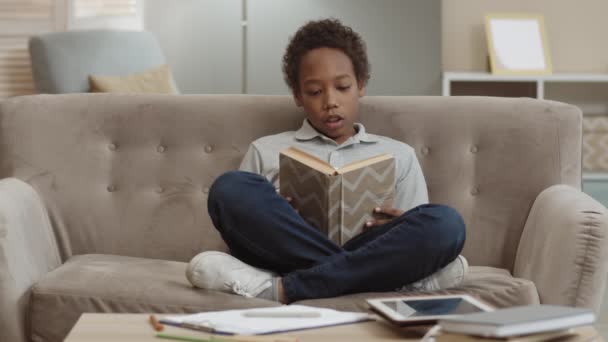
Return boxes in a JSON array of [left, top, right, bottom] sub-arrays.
[[64, 313, 426, 342], [64, 313, 601, 342]]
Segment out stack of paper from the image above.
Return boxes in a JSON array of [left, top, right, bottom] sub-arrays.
[[161, 305, 372, 335]]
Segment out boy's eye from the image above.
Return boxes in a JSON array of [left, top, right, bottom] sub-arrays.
[[337, 85, 352, 91], [306, 90, 321, 96]]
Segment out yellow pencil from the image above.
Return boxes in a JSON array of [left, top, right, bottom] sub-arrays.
[[155, 332, 298, 342], [149, 314, 164, 332]]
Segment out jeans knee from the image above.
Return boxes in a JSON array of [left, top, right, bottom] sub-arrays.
[[208, 171, 254, 205], [424, 204, 466, 256]]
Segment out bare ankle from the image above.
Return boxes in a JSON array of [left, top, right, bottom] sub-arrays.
[[277, 278, 288, 304]]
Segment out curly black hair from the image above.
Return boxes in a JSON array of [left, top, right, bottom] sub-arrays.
[[282, 18, 370, 94]]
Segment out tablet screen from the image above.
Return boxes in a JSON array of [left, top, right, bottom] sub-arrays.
[[380, 297, 484, 318]]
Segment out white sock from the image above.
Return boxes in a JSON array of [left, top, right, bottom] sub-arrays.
[[256, 277, 280, 301]]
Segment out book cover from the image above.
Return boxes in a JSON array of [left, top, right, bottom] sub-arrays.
[[438, 305, 595, 338], [436, 328, 583, 342], [279, 146, 395, 245]]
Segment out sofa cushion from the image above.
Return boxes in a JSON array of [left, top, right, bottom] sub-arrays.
[[29, 254, 279, 342], [293, 266, 539, 311], [29, 30, 168, 93], [0, 95, 582, 269], [582, 116, 608, 171], [89, 64, 179, 94], [30, 255, 538, 342]]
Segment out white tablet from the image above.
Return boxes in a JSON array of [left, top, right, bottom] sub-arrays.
[[366, 294, 494, 325]]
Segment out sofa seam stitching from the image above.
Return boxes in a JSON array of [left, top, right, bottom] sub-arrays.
[[572, 214, 594, 307], [30, 289, 267, 310]]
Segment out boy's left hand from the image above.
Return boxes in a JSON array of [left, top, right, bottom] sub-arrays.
[[364, 207, 404, 229]]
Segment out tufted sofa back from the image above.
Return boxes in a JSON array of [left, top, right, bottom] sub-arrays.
[[0, 94, 581, 271]]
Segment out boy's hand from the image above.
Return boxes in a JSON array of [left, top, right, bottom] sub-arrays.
[[277, 189, 299, 213], [364, 207, 404, 229], [283, 195, 299, 214]]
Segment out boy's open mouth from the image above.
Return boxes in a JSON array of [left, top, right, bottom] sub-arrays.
[[325, 115, 344, 130]]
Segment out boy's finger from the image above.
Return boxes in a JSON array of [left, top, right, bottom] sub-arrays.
[[374, 207, 403, 217], [364, 219, 390, 229]]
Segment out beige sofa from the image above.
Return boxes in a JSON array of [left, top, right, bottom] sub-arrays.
[[1, 94, 607, 342]]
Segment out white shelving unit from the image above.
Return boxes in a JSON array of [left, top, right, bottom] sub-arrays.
[[442, 72, 608, 183], [443, 72, 608, 99]]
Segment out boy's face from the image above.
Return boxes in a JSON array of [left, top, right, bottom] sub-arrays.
[[294, 47, 365, 145]]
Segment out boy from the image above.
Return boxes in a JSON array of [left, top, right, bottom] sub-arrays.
[[186, 18, 467, 304]]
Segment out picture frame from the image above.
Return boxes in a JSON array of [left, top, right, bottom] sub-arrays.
[[485, 13, 552, 75]]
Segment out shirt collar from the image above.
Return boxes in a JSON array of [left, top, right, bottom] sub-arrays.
[[294, 119, 379, 144]]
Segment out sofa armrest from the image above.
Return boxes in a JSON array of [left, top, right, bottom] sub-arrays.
[[514, 184, 608, 312], [0, 178, 61, 342]]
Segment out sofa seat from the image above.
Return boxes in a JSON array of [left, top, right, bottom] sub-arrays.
[[30, 254, 540, 342], [29, 254, 279, 342], [294, 266, 540, 311]]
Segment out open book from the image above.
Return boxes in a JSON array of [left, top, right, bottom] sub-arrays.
[[279, 146, 395, 245]]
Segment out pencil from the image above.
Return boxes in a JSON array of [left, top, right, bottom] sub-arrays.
[[149, 314, 164, 332], [156, 333, 209, 342], [241, 311, 320, 318], [155, 333, 298, 342]]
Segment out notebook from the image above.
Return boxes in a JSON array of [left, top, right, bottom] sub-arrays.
[[160, 305, 373, 335], [438, 305, 595, 337]]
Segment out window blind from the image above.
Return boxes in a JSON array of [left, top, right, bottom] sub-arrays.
[[0, 0, 53, 20], [0, 37, 35, 98], [74, 0, 137, 18]]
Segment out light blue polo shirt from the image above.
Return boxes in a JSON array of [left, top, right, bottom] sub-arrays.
[[239, 119, 429, 212]]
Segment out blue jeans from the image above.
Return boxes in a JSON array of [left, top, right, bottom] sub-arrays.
[[207, 171, 466, 303]]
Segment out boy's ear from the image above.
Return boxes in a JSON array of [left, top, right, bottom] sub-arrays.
[[358, 86, 366, 97], [293, 91, 303, 107]]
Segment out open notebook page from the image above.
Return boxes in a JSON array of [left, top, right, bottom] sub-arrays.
[[161, 305, 372, 335]]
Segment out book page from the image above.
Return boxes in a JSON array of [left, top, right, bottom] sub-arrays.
[[280, 146, 336, 175], [340, 157, 395, 244], [337, 153, 393, 174], [280, 152, 335, 234]]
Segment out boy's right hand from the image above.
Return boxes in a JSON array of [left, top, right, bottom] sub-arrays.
[[283, 195, 299, 214], [364, 207, 404, 229]]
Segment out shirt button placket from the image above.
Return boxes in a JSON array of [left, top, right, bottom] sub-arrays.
[[329, 151, 341, 168]]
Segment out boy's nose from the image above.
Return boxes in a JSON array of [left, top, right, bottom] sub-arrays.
[[323, 91, 339, 110], [324, 102, 338, 110]]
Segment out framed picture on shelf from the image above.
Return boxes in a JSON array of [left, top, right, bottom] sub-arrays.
[[485, 13, 552, 75]]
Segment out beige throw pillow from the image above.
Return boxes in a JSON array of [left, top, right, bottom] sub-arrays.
[[89, 64, 179, 94]]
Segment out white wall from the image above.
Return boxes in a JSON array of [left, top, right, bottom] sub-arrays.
[[442, 0, 608, 115], [145, 0, 441, 95], [246, 0, 441, 95], [442, 0, 608, 73], [145, 0, 242, 94]]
